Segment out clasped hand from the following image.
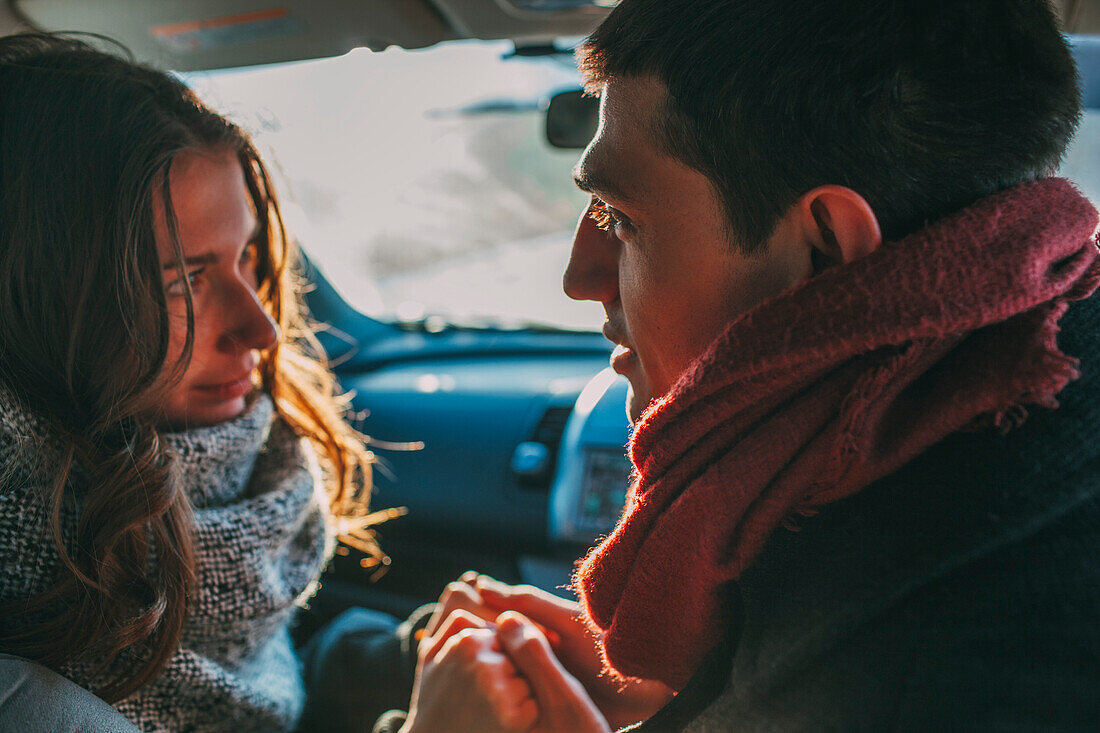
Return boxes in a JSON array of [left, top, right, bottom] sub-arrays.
[[399, 573, 674, 733]]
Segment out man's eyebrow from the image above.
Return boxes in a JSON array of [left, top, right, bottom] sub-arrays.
[[162, 252, 218, 269], [572, 168, 637, 206]]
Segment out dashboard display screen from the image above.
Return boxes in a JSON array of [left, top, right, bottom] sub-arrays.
[[576, 447, 633, 533]]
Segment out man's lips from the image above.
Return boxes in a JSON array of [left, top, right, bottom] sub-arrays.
[[602, 322, 637, 375], [601, 321, 628, 347], [610, 343, 638, 375]]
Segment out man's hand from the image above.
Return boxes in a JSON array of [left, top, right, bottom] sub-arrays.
[[496, 611, 611, 733], [424, 571, 501, 637], [402, 609, 538, 733], [426, 573, 675, 729]]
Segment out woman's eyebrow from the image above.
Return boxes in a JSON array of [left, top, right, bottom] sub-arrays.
[[161, 221, 260, 269], [162, 253, 218, 269]]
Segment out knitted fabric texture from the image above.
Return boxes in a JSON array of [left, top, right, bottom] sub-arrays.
[[574, 178, 1100, 690], [0, 390, 332, 732]]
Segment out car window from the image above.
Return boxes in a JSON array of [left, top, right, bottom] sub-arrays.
[[1060, 109, 1100, 203], [184, 40, 603, 331]]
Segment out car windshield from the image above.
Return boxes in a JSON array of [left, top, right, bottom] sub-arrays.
[[184, 40, 602, 331], [183, 38, 1100, 331]]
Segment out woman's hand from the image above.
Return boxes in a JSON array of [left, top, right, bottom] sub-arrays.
[[426, 573, 675, 729], [402, 609, 538, 733]]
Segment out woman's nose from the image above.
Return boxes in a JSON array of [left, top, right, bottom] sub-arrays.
[[219, 285, 280, 353], [563, 206, 620, 304]]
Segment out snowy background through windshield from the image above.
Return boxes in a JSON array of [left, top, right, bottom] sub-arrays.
[[186, 40, 601, 330]]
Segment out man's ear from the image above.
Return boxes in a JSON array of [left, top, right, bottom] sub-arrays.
[[796, 186, 882, 274]]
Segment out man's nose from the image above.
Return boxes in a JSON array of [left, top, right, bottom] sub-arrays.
[[218, 284, 280, 353], [563, 206, 620, 303]]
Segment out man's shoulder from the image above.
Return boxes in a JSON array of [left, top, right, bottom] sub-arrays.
[[743, 289, 1100, 634], [699, 292, 1100, 730], [685, 457, 1100, 731], [629, 293, 1100, 733], [685, 488, 1100, 731]]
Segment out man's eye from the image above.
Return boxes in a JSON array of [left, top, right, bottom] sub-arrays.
[[588, 198, 629, 232]]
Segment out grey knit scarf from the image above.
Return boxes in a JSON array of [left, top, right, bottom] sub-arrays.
[[0, 387, 332, 732]]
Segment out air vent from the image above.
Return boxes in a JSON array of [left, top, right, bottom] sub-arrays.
[[514, 406, 572, 489], [533, 406, 571, 445]]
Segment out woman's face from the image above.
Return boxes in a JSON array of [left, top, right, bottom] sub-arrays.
[[154, 147, 279, 429]]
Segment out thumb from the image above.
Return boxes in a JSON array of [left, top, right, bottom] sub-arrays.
[[476, 577, 581, 627], [496, 612, 609, 732], [475, 577, 578, 645]]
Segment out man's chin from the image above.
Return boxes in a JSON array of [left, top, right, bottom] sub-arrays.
[[625, 383, 647, 425]]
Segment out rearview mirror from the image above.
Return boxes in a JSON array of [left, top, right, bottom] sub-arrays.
[[546, 89, 599, 149]]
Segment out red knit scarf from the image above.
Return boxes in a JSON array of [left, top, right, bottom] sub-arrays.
[[574, 178, 1100, 690]]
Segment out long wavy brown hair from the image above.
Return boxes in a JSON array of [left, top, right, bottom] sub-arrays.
[[0, 33, 383, 702]]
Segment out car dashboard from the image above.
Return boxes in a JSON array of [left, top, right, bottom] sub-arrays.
[[301, 260, 633, 623]]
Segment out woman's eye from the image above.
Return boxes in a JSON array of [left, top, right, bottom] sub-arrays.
[[240, 241, 259, 266], [165, 268, 204, 297]]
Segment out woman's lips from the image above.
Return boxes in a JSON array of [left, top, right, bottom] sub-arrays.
[[193, 374, 253, 401]]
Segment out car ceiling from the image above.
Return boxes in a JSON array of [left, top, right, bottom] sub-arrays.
[[1, 0, 611, 70], [3, 0, 1099, 72]]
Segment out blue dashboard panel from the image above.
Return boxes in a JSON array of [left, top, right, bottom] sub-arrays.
[[347, 352, 612, 547], [301, 257, 632, 615]]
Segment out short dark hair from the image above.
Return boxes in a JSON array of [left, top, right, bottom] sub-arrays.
[[579, 0, 1082, 249]]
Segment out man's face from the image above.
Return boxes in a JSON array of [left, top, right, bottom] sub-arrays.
[[564, 76, 811, 422]]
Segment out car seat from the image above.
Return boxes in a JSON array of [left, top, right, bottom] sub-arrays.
[[0, 653, 138, 732]]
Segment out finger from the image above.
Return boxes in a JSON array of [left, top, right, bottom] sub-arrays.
[[498, 676, 539, 731], [437, 625, 496, 664], [426, 580, 495, 636], [510, 697, 539, 732], [437, 634, 537, 732], [502, 671, 535, 703], [475, 576, 579, 624], [478, 658, 539, 730], [422, 609, 490, 664], [496, 612, 602, 720]]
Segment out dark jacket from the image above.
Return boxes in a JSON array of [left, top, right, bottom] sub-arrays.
[[634, 292, 1100, 731]]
